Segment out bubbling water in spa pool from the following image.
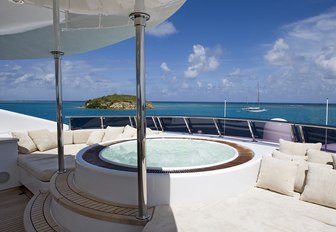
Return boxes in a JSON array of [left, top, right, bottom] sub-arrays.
[[99, 138, 238, 170]]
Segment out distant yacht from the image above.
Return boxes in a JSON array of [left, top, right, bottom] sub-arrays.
[[243, 81, 267, 112]]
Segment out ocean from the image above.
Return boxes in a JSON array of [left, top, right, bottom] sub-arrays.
[[0, 101, 335, 127]]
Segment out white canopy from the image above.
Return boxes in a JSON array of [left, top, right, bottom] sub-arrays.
[[0, 0, 185, 59]]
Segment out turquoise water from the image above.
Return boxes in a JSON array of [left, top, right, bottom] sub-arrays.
[[100, 139, 237, 169], [0, 101, 335, 126]]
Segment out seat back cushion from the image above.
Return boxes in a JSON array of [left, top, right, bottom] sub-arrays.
[[87, 130, 105, 145], [51, 130, 73, 145], [272, 150, 308, 193], [73, 129, 95, 144], [300, 164, 336, 209], [28, 129, 57, 152], [307, 149, 334, 166], [116, 125, 137, 139], [256, 156, 298, 196], [102, 126, 125, 142], [12, 131, 37, 154], [279, 139, 322, 156]]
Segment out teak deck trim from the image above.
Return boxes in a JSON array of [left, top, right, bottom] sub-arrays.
[[50, 171, 153, 226], [24, 192, 62, 232]]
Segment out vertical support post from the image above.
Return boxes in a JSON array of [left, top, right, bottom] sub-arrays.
[[51, 0, 65, 173], [223, 99, 227, 136], [247, 121, 256, 142], [130, 10, 150, 221], [184, 117, 192, 134], [325, 98, 329, 150]]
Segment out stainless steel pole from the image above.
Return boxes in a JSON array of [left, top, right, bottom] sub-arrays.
[[51, 0, 65, 173], [325, 98, 329, 150], [130, 11, 150, 220]]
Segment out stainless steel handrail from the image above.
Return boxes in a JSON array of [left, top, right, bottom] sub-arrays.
[[65, 115, 336, 130], [66, 115, 336, 149]]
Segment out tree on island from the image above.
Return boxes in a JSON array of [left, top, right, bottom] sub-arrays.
[[83, 94, 154, 110]]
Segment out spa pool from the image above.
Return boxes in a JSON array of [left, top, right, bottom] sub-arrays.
[[75, 136, 259, 206], [99, 138, 238, 171]]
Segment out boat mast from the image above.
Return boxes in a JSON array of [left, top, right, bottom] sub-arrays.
[[257, 81, 260, 106]]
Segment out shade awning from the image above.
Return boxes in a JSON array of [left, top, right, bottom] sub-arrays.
[[0, 0, 185, 59]]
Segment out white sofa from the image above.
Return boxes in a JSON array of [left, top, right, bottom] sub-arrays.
[[12, 125, 161, 193], [144, 139, 336, 232]]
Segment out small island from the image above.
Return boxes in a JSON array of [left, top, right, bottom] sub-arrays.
[[83, 94, 154, 110]]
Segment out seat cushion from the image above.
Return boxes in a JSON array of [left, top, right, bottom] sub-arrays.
[[162, 187, 336, 232], [17, 144, 87, 181], [17, 154, 75, 182]]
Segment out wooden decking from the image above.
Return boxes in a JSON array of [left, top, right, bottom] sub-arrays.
[[23, 171, 154, 231], [24, 192, 62, 232], [50, 171, 153, 226], [0, 187, 31, 232]]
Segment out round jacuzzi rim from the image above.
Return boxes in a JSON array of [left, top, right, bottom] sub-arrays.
[[98, 137, 239, 172]]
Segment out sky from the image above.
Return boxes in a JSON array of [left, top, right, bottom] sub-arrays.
[[1, 0, 336, 103]]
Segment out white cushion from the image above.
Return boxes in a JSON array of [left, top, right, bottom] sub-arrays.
[[332, 153, 336, 169], [301, 164, 336, 209], [279, 139, 322, 156], [17, 154, 76, 181], [272, 150, 308, 161], [28, 129, 57, 152], [11, 131, 37, 154], [51, 130, 73, 145], [307, 149, 334, 166], [64, 131, 73, 145], [116, 125, 137, 139], [272, 150, 308, 193], [73, 129, 94, 144], [102, 126, 125, 142], [146, 128, 163, 136], [256, 157, 297, 196], [86, 130, 105, 145]]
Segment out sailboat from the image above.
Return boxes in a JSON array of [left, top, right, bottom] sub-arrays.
[[244, 81, 267, 112]]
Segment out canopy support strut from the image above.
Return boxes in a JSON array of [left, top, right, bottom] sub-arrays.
[[51, 0, 65, 173], [130, 11, 150, 221]]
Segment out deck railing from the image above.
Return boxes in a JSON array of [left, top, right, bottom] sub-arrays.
[[66, 115, 336, 152]]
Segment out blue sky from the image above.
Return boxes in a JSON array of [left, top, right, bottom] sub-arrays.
[[1, 0, 336, 103]]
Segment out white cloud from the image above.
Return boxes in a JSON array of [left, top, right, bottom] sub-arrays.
[[147, 21, 177, 37], [184, 44, 221, 78], [229, 68, 241, 77], [0, 60, 137, 100], [207, 83, 213, 90], [222, 79, 233, 89], [265, 9, 336, 73], [197, 81, 202, 88], [181, 82, 189, 89], [160, 62, 170, 73], [260, 7, 336, 102], [264, 38, 291, 65], [314, 46, 336, 76]]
